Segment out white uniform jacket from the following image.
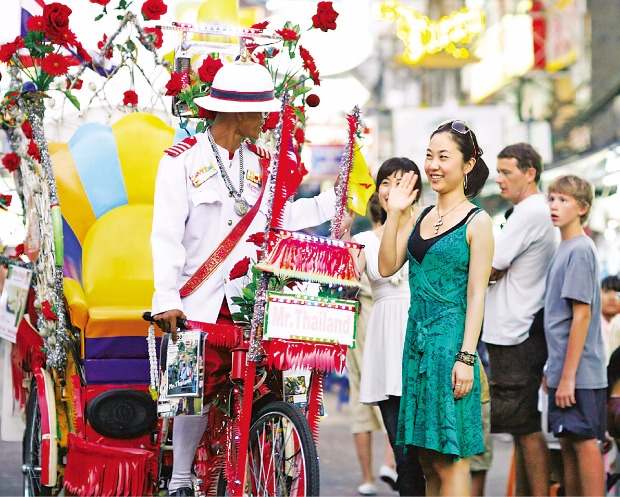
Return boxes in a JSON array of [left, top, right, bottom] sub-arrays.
[[151, 133, 337, 323]]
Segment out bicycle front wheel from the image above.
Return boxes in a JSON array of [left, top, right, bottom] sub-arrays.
[[246, 401, 320, 497], [22, 383, 53, 497]]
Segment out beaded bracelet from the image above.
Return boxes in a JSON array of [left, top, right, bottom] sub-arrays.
[[455, 350, 476, 366]]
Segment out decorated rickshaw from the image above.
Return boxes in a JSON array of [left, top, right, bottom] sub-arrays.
[[0, 1, 377, 495]]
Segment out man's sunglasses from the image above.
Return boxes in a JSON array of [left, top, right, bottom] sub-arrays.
[[437, 119, 477, 158]]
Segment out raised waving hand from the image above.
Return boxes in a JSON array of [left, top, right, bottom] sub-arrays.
[[386, 170, 419, 214]]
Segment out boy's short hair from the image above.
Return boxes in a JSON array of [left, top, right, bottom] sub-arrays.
[[498, 143, 543, 182], [602, 275, 620, 293], [548, 174, 594, 223]]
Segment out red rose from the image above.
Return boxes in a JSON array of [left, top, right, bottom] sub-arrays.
[[2, 153, 20, 172], [41, 300, 58, 321], [306, 94, 320, 107], [229, 256, 251, 280], [27, 140, 40, 162], [142, 27, 163, 49], [43, 3, 72, 42], [123, 90, 138, 106], [312, 1, 339, 32], [165, 72, 185, 96], [90, 0, 111, 5], [141, 0, 168, 21], [294, 127, 305, 145], [276, 28, 299, 42], [197, 56, 223, 83], [246, 232, 266, 247], [0, 193, 12, 210], [41, 52, 71, 76], [0, 37, 25, 63], [251, 21, 269, 30], [21, 120, 33, 139], [26, 16, 45, 32], [262, 112, 280, 132]]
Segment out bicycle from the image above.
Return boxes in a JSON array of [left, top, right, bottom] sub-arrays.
[[142, 311, 347, 496]]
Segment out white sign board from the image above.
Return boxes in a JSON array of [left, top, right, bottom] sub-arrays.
[[264, 293, 358, 347], [0, 266, 33, 343]]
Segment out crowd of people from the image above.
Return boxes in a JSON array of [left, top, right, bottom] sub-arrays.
[[148, 58, 619, 497], [345, 132, 619, 497]]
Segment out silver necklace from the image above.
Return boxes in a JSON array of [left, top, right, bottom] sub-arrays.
[[207, 129, 249, 216], [434, 198, 467, 234]]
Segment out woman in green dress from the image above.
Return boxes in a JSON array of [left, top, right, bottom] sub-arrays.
[[378, 121, 494, 496]]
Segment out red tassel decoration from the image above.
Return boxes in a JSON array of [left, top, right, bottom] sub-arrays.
[[63, 433, 157, 496], [266, 338, 347, 374], [270, 104, 304, 230], [306, 371, 324, 445], [184, 321, 243, 348], [256, 230, 362, 287], [12, 318, 46, 407]]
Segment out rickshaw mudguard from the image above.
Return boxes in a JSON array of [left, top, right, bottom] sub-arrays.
[[34, 367, 58, 488]]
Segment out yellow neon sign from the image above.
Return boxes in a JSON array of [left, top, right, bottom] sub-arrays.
[[374, 1, 485, 64]]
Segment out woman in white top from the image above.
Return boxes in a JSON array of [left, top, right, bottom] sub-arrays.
[[353, 157, 426, 496]]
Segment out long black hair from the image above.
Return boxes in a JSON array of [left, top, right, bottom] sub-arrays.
[[375, 157, 422, 224], [431, 121, 489, 199]]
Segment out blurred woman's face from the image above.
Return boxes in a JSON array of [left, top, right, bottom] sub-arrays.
[[377, 170, 405, 212]]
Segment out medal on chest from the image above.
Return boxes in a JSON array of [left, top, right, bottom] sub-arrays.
[[234, 198, 249, 216]]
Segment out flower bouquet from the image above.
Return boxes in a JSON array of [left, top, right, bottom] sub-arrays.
[[162, 1, 340, 135]]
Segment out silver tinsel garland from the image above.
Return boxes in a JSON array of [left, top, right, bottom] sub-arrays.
[[330, 106, 362, 238], [5, 85, 69, 370], [247, 92, 290, 362]]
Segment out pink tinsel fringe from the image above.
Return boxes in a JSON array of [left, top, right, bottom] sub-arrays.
[[256, 231, 362, 287], [63, 433, 157, 496], [266, 338, 347, 374]]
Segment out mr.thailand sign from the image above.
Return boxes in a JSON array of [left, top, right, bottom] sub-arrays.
[[264, 293, 358, 347]]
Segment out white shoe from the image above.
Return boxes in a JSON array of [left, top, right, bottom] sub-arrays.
[[357, 482, 378, 496], [379, 464, 398, 491]]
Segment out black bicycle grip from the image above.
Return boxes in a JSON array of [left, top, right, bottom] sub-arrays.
[[142, 311, 187, 330]]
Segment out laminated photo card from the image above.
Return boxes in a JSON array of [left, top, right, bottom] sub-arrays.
[[158, 330, 205, 417], [0, 266, 33, 343]]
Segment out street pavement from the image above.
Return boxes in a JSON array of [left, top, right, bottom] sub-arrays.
[[0, 389, 512, 496]]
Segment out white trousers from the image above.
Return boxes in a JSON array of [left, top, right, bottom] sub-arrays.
[[168, 414, 208, 493]]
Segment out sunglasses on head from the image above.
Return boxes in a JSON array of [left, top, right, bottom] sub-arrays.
[[437, 119, 477, 158]]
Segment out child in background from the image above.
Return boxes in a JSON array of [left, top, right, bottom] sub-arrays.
[[544, 174, 607, 496], [601, 275, 620, 361]]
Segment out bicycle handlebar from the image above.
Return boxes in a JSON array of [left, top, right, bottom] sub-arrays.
[[142, 311, 188, 331]]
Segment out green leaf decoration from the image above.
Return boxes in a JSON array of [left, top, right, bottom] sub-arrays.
[[242, 286, 255, 300], [63, 91, 81, 110]]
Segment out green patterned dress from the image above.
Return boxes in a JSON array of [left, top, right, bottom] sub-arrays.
[[396, 207, 484, 460]]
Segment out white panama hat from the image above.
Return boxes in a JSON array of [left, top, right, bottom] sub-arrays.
[[194, 59, 282, 113]]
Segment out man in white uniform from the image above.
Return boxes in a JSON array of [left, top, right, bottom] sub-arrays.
[[151, 59, 337, 496], [482, 143, 556, 496]]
